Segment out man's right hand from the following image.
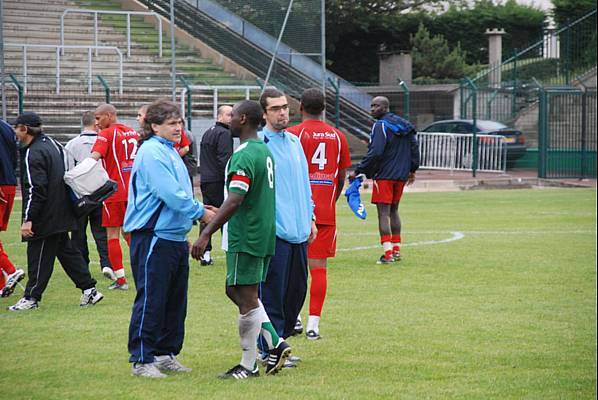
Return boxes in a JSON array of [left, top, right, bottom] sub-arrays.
[[200, 208, 216, 224], [191, 233, 209, 260]]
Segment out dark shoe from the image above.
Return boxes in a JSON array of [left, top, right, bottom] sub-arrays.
[[293, 318, 303, 335], [218, 364, 259, 380], [200, 258, 214, 266], [306, 330, 321, 340], [265, 341, 291, 375], [376, 255, 394, 264], [393, 252, 401, 262]]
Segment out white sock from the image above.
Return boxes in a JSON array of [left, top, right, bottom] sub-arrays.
[[238, 307, 261, 370], [296, 314, 302, 323], [83, 288, 94, 295], [307, 315, 320, 333], [257, 300, 282, 349], [203, 251, 211, 261]]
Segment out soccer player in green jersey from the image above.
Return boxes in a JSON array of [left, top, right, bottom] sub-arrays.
[[191, 100, 291, 379]]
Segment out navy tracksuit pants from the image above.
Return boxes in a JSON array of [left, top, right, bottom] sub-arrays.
[[128, 231, 189, 364], [259, 237, 308, 350]]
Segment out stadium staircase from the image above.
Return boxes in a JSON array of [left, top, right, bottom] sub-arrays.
[[139, 0, 370, 157], [2, 0, 255, 142]]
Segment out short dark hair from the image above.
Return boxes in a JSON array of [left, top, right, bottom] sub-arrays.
[[81, 111, 95, 127], [140, 99, 181, 143], [300, 88, 325, 115], [259, 88, 285, 111], [234, 100, 263, 128]]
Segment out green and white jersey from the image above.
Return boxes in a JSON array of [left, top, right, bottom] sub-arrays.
[[222, 139, 276, 257]]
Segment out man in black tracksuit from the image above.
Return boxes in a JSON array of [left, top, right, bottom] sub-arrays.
[[7, 112, 104, 311], [198, 105, 233, 265]]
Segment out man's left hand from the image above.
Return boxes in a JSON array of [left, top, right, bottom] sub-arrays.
[[407, 172, 416, 186]]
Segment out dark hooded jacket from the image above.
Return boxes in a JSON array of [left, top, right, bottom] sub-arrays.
[[355, 112, 420, 181]]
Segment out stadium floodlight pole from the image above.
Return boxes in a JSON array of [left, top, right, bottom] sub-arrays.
[[170, 0, 176, 102], [262, 0, 294, 94], [1, 0, 7, 120]]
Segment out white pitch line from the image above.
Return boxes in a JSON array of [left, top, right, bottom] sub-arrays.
[[337, 231, 465, 252], [339, 229, 596, 236]]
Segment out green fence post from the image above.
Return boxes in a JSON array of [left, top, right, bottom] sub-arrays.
[[398, 79, 410, 121], [97, 75, 111, 104], [327, 77, 340, 128], [486, 90, 499, 120], [577, 77, 588, 179], [511, 48, 518, 118], [463, 77, 478, 177], [8, 74, 24, 114], [538, 86, 548, 179], [179, 75, 193, 132], [459, 80, 465, 118]]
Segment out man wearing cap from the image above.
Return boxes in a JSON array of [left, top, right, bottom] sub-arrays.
[[7, 112, 104, 311]]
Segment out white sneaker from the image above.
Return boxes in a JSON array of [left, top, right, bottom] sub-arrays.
[[80, 288, 104, 306], [2, 268, 25, 297], [154, 355, 192, 373], [102, 267, 117, 281], [8, 297, 38, 311], [132, 362, 167, 378]]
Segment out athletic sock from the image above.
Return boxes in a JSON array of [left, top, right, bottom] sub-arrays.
[[392, 234, 401, 255], [380, 234, 393, 259], [309, 267, 327, 317], [108, 239, 126, 283], [238, 307, 261, 370], [306, 315, 321, 334], [257, 300, 282, 350], [0, 274, 5, 291], [203, 251, 211, 262]]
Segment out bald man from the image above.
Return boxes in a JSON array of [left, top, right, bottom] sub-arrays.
[[349, 96, 419, 264], [91, 104, 140, 290], [198, 105, 233, 265]]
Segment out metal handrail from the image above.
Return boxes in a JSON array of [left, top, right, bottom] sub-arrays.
[[8, 74, 24, 114], [398, 79, 410, 120], [178, 76, 193, 131], [60, 8, 163, 57], [97, 75, 111, 104], [190, 85, 267, 119], [4, 43, 123, 94]]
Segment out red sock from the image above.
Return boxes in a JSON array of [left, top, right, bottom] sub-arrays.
[[392, 234, 401, 254], [0, 273, 5, 290], [309, 267, 327, 317], [0, 241, 16, 275], [108, 238, 126, 283], [380, 234, 392, 259]]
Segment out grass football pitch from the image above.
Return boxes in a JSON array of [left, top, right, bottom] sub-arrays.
[[1, 188, 596, 399]]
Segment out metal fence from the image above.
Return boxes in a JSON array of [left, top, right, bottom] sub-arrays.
[[419, 132, 507, 173], [538, 87, 596, 179]]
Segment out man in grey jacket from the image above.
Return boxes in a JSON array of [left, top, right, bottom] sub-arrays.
[[65, 111, 113, 280]]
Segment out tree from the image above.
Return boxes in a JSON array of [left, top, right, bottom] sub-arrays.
[[410, 23, 470, 80]]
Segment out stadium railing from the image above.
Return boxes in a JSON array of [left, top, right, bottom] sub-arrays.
[[419, 132, 507, 173]]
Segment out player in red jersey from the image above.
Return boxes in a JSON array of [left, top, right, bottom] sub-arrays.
[[91, 104, 139, 290], [287, 88, 351, 340]]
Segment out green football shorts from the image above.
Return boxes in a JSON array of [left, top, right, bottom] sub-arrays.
[[226, 251, 271, 286]]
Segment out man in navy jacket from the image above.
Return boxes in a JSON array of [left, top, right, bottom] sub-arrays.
[[350, 96, 419, 264]]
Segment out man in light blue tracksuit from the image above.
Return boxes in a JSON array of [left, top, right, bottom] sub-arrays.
[[257, 89, 316, 359], [123, 100, 215, 379]]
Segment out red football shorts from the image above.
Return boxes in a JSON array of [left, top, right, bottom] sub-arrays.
[[0, 185, 16, 232], [308, 224, 337, 259], [371, 179, 405, 204], [102, 201, 127, 227]]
